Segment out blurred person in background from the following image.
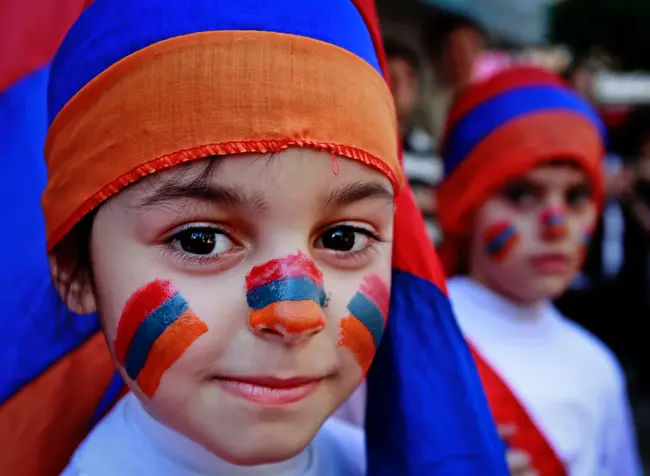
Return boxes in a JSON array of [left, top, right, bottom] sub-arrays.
[[563, 55, 598, 107], [385, 37, 443, 244], [422, 9, 487, 140], [423, 9, 486, 95], [437, 67, 641, 476]]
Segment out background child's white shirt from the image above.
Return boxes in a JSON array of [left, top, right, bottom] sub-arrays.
[[61, 392, 365, 476], [448, 277, 642, 476]]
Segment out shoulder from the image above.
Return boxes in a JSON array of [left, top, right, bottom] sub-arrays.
[[314, 418, 366, 476], [446, 276, 472, 306], [446, 277, 481, 320], [63, 395, 161, 476]]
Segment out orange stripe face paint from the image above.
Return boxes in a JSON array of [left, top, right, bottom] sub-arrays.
[[338, 274, 390, 375], [246, 252, 327, 343], [113, 280, 208, 398], [541, 207, 568, 240], [483, 221, 519, 263]]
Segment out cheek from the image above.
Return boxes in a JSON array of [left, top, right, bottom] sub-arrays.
[[113, 279, 208, 399], [578, 220, 597, 261], [337, 273, 390, 376], [481, 220, 521, 263]]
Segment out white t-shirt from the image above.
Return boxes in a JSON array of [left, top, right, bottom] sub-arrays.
[[448, 277, 642, 476], [62, 392, 365, 476]]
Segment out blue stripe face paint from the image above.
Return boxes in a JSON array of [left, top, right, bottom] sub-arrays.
[[246, 276, 328, 310], [347, 291, 385, 347], [338, 274, 390, 375], [483, 221, 520, 263], [123, 293, 189, 380]]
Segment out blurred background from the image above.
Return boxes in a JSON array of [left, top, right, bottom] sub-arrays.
[[375, 0, 650, 470]]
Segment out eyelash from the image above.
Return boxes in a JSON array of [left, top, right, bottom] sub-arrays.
[[324, 225, 384, 262], [160, 223, 386, 267], [162, 224, 239, 267]]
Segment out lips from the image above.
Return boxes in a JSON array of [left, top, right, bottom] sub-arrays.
[[530, 253, 571, 273], [215, 376, 322, 406]]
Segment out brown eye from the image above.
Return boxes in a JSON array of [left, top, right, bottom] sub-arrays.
[[316, 225, 373, 253], [170, 227, 234, 256], [501, 181, 536, 207], [566, 185, 593, 207]]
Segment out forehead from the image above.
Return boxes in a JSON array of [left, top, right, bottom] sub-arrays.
[[516, 162, 592, 186], [115, 148, 394, 207]]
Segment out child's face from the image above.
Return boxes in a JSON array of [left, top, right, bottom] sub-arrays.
[[469, 163, 596, 304], [86, 149, 394, 464]]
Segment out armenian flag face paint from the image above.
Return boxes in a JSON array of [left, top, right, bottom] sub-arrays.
[[245, 252, 327, 344], [338, 273, 390, 375], [483, 221, 520, 263], [113, 280, 209, 399], [540, 207, 568, 240]]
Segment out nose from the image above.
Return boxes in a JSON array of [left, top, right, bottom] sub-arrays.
[[245, 252, 327, 346], [540, 207, 568, 240], [249, 300, 326, 345]]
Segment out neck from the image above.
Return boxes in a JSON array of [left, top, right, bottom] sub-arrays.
[[468, 267, 544, 309]]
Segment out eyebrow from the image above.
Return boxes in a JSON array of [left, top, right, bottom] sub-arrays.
[[137, 182, 268, 212], [320, 181, 395, 208]]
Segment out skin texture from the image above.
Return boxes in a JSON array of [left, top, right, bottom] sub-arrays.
[[469, 163, 598, 305], [52, 149, 394, 465]]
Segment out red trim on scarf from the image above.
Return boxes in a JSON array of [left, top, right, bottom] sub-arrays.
[[469, 344, 567, 476]]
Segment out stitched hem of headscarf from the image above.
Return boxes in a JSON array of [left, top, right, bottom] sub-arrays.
[[46, 139, 401, 251]]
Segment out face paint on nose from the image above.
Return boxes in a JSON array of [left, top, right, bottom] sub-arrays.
[[113, 279, 208, 399], [483, 221, 520, 263], [245, 251, 327, 344], [541, 207, 568, 240], [338, 274, 390, 375]]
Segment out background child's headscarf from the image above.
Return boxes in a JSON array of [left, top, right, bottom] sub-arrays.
[[437, 66, 606, 275], [2, 1, 507, 474]]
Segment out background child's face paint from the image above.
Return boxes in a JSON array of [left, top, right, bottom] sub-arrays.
[[540, 207, 569, 240], [483, 221, 520, 263], [113, 279, 208, 398], [338, 273, 390, 375], [246, 251, 327, 344]]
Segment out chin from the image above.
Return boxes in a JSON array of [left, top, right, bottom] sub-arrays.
[[196, 417, 324, 466], [527, 275, 572, 301]]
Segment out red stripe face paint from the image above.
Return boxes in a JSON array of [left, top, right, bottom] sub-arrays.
[[483, 221, 519, 263], [245, 252, 327, 344], [113, 280, 208, 398], [338, 273, 390, 375], [541, 207, 568, 240]]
